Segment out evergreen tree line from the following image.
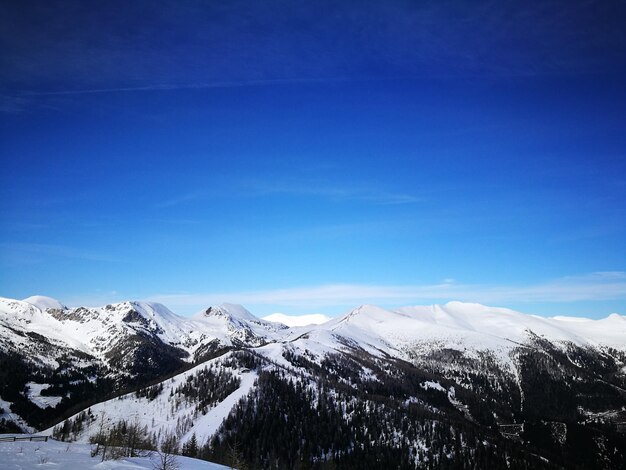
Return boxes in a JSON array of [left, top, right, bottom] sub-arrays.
[[195, 343, 626, 470], [196, 370, 558, 470], [173, 365, 240, 414]]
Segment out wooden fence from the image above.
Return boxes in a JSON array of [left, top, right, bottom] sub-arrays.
[[0, 435, 49, 442]]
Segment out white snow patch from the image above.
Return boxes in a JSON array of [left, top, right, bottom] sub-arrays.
[[24, 383, 63, 409], [421, 381, 446, 392], [262, 313, 331, 327]]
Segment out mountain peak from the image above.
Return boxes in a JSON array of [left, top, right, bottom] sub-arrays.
[[342, 304, 393, 321], [22, 295, 66, 311], [196, 303, 257, 322], [127, 301, 177, 318]]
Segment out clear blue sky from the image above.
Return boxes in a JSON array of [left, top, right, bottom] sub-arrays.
[[1, 1, 625, 318]]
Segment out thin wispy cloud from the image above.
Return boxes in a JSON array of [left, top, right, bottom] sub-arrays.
[[245, 179, 420, 206], [151, 178, 419, 209], [145, 272, 626, 314], [13, 77, 358, 97]]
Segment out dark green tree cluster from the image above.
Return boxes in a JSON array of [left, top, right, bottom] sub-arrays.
[[181, 432, 199, 457], [173, 365, 240, 414], [0, 414, 22, 433], [135, 382, 164, 401], [221, 349, 265, 370], [88, 417, 156, 460]]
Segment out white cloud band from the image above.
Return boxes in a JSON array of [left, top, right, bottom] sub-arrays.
[[144, 272, 626, 312]]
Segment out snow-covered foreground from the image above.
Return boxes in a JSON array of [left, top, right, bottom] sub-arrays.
[[0, 436, 230, 470]]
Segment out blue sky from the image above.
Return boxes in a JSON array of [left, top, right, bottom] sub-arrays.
[[1, 1, 625, 318]]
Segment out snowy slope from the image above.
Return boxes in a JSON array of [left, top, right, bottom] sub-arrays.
[[179, 370, 257, 445], [1, 298, 77, 347], [0, 436, 230, 470], [43, 351, 256, 446], [546, 312, 626, 348], [325, 302, 625, 353]]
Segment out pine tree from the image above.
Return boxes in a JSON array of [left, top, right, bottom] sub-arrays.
[[183, 432, 198, 457]]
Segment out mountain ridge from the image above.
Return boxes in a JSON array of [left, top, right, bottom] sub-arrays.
[[1, 295, 625, 469], [3, 295, 624, 370]]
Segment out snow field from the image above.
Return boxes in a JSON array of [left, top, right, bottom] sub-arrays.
[[24, 382, 64, 408], [0, 436, 230, 470]]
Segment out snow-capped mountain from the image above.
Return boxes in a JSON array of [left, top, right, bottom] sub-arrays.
[[0, 297, 284, 435], [311, 301, 625, 360], [0, 297, 282, 367], [1, 295, 625, 469], [4, 296, 622, 369], [193, 303, 286, 348]]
